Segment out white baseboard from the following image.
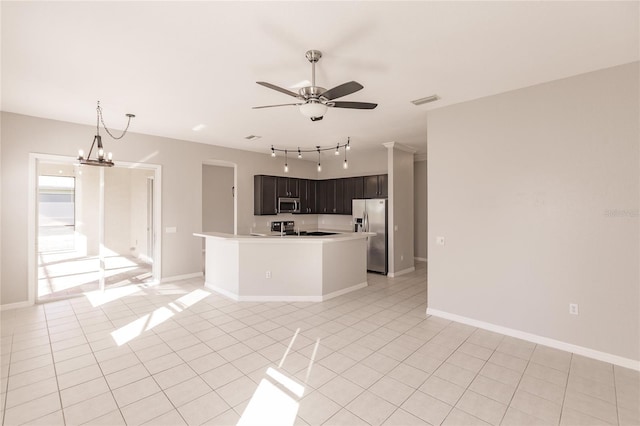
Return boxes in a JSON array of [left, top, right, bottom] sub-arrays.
[[388, 266, 415, 278], [161, 272, 203, 283], [414, 257, 427, 262], [0, 300, 34, 311], [426, 308, 640, 372], [204, 281, 368, 303], [204, 283, 240, 301], [321, 282, 368, 301], [137, 254, 154, 265]]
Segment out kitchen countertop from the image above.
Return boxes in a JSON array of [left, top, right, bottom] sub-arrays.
[[194, 230, 375, 242]]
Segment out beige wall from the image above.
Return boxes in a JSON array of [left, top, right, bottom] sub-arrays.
[[414, 159, 427, 260], [387, 143, 415, 275], [317, 145, 388, 178], [427, 62, 639, 361], [202, 164, 234, 234], [0, 112, 317, 305], [104, 167, 132, 255]]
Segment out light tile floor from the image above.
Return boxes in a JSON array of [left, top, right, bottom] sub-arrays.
[[1, 262, 639, 425]]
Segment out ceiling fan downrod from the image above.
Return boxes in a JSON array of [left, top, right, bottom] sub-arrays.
[[305, 50, 322, 88]]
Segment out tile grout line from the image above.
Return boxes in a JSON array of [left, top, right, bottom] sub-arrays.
[[496, 342, 536, 426]]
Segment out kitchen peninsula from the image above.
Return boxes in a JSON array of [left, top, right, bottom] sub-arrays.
[[193, 231, 371, 302]]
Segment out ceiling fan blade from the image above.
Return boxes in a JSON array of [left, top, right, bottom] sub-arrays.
[[256, 82, 300, 98], [252, 103, 302, 109], [321, 81, 363, 100], [330, 101, 377, 110]]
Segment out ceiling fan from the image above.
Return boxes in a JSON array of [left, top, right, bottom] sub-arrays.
[[253, 50, 377, 121]]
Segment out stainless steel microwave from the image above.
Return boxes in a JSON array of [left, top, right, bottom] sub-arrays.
[[278, 197, 300, 213]]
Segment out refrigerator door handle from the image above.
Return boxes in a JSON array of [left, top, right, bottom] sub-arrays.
[[364, 211, 369, 232]]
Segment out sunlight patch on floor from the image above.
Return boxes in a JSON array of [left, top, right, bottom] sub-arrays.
[[237, 367, 303, 426], [84, 284, 142, 307], [110, 289, 211, 346]]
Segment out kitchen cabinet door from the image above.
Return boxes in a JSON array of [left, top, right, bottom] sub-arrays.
[[342, 177, 362, 215], [325, 179, 336, 214], [363, 174, 388, 198], [277, 177, 299, 198], [254, 175, 278, 215], [315, 179, 327, 214], [377, 174, 388, 198], [299, 179, 316, 214], [334, 179, 345, 214], [352, 176, 364, 200], [364, 175, 379, 198]]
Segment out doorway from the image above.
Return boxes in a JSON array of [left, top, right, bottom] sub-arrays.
[[31, 155, 161, 302]]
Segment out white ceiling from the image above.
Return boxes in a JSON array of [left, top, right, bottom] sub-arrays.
[[2, 1, 638, 155]]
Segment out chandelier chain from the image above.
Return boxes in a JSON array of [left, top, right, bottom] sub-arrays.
[[97, 103, 133, 140]]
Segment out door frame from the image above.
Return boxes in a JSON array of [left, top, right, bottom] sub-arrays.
[[28, 153, 162, 303]]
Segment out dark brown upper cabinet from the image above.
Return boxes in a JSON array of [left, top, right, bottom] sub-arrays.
[[364, 174, 388, 198], [254, 175, 278, 215], [277, 177, 299, 198]]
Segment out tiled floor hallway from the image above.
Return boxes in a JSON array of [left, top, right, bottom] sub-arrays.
[[1, 262, 639, 425]]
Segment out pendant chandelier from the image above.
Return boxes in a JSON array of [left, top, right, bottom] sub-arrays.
[[77, 101, 135, 167], [271, 138, 351, 173]]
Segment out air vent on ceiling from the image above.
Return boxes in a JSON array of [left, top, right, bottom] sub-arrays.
[[245, 135, 261, 141], [411, 95, 440, 106]]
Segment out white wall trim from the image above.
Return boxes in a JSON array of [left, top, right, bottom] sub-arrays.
[[0, 300, 34, 311], [426, 308, 640, 371], [388, 266, 416, 278], [204, 282, 240, 301], [205, 281, 368, 303], [322, 281, 368, 301], [383, 141, 417, 154], [414, 257, 427, 262], [161, 272, 203, 283]]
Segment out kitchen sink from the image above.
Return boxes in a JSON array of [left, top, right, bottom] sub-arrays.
[[304, 231, 338, 236]]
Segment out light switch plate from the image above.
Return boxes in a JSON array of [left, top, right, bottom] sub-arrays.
[[166, 227, 177, 234]]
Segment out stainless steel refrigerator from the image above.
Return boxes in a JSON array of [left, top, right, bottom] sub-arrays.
[[352, 199, 388, 274]]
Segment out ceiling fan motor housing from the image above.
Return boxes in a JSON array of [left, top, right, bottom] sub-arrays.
[[298, 86, 326, 99]]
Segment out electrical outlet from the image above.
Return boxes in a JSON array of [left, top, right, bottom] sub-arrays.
[[400, 254, 404, 261], [436, 236, 445, 246], [569, 303, 579, 315], [266, 271, 271, 279]]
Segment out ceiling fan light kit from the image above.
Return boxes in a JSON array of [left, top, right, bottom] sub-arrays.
[[254, 50, 377, 121]]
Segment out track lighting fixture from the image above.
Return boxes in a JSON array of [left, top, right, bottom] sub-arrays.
[[269, 138, 352, 173]]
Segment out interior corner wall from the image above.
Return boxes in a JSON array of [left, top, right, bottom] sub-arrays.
[[414, 159, 427, 261], [427, 62, 640, 362]]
